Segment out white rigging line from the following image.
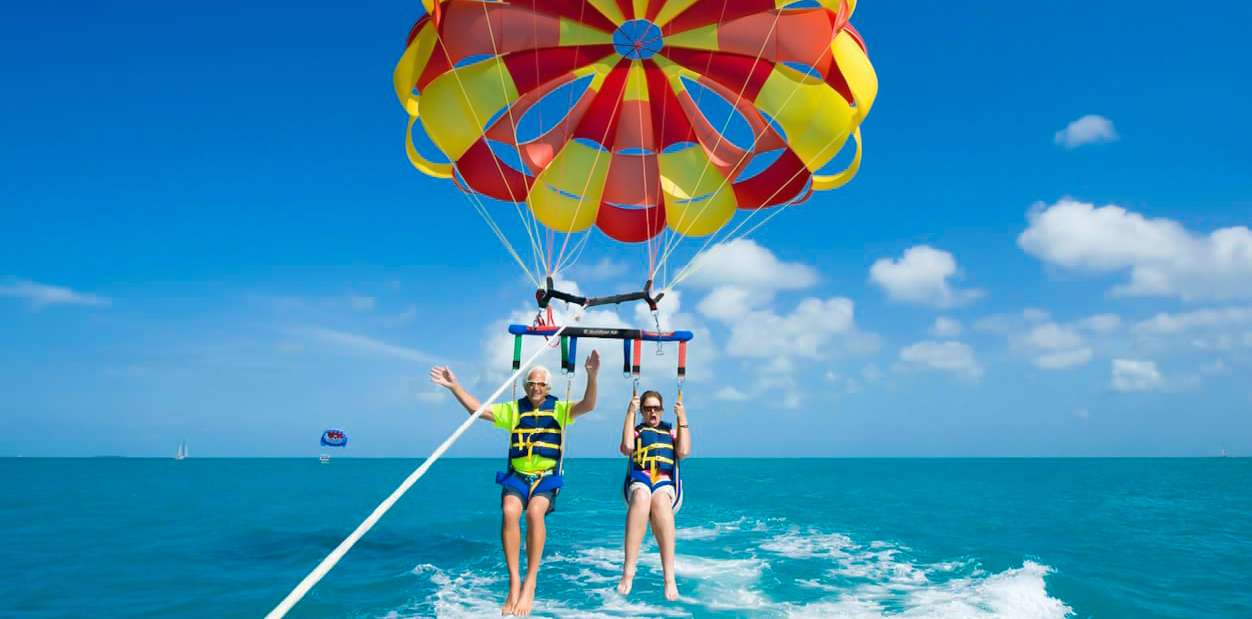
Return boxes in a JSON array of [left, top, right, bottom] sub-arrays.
[[266, 317, 581, 619], [654, 6, 787, 270]]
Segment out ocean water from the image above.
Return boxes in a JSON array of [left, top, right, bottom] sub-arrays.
[[4, 458, 1250, 618]]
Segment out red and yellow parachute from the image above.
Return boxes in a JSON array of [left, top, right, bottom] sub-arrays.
[[394, 0, 876, 247]]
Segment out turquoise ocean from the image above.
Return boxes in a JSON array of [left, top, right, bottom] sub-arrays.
[[5, 458, 1250, 618]]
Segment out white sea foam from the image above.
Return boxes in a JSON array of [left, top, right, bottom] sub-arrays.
[[760, 529, 855, 559], [404, 563, 503, 618], [401, 526, 1070, 618]]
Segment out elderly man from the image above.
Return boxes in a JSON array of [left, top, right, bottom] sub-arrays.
[[430, 350, 599, 616]]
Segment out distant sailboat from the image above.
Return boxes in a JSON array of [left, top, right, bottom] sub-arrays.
[[175, 441, 188, 460]]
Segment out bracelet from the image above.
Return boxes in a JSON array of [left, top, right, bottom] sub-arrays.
[[679, 424, 689, 428]]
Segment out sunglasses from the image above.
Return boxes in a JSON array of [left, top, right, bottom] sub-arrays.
[[525, 381, 549, 388], [642, 405, 662, 412]]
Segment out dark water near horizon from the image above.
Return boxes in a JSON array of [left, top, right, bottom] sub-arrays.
[[3, 458, 1250, 618]]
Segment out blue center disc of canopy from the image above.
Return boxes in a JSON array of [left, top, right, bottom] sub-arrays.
[[613, 20, 663, 61]]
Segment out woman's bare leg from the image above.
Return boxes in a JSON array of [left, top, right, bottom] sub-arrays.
[[649, 491, 679, 601], [618, 486, 652, 595]]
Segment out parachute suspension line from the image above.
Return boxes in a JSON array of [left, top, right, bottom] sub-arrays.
[[552, 66, 631, 278], [473, 2, 549, 277], [266, 316, 583, 619], [428, 24, 542, 286], [554, 230, 592, 276], [653, 10, 858, 285], [453, 178, 542, 288], [669, 118, 857, 293], [667, 199, 797, 293], [655, 5, 788, 266], [558, 335, 576, 476]]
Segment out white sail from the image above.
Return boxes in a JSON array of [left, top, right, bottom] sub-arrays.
[[176, 441, 187, 460]]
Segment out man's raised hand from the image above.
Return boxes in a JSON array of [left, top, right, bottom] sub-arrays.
[[429, 366, 458, 389]]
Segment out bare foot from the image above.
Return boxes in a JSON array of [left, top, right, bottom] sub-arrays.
[[513, 580, 537, 616], [501, 581, 520, 615], [664, 580, 679, 601], [616, 568, 635, 595]]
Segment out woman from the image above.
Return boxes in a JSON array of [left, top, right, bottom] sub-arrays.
[[617, 390, 690, 600]]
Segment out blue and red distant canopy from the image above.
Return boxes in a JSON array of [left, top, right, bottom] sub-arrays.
[[321, 429, 348, 448]]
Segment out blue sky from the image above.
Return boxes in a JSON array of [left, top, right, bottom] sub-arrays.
[[3, 1, 1251, 457]]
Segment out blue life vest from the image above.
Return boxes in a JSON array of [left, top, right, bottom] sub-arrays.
[[496, 395, 565, 506], [631, 421, 676, 479], [622, 421, 684, 513], [508, 395, 564, 461]]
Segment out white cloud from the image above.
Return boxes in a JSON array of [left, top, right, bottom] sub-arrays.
[[974, 308, 1050, 334], [302, 326, 435, 363], [696, 285, 758, 322], [1133, 306, 1252, 335], [1025, 322, 1085, 350], [1020, 322, 1093, 370], [897, 340, 983, 380], [1111, 359, 1163, 392], [0, 279, 110, 308], [349, 295, 376, 311], [1077, 313, 1121, 333], [930, 317, 963, 338], [715, 386, 749, 401], [869, 245, 983, 308], [570, 258, 629, 282], [1034, 348, 1093, 370], [679, 239, 818, 291], [1054, 114, 1118, 149], [1018, 199, 1252, 300], [722, 297, 863, 359]]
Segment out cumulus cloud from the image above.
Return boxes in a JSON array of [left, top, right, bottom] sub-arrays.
[[977, 309, 1106, 370], [1133, 306, 1252, 335], [897, 340, 983, 380], [570, 257, 629, 282], [723, 297, 856, 359], [1111, 359, 1163, 392], [930, 317, 963, 338], [1018, 199, 1252, 300], [974, 308, 1051, 334], [869, 245, 983, 308], [1022, 323, 1093, 370], [715, 386, 749, 401], [679, 239, 818, 291], [1077, 313, 1121, 333], [1132, 306, 1252, 351], [0, 278, 110, 309], [1054, 114, 1118, 149]]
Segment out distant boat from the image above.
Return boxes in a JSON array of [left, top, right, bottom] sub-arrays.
[[319, 454, 330, 464], [175, 441, 188, 461], [1220, 449, 1229, 458]]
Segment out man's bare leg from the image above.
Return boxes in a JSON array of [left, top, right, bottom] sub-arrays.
[[649, 492, 679, 601], [500, 494, 524, 615], [618, 487, 652, 595], [513, 495, 550, 616]]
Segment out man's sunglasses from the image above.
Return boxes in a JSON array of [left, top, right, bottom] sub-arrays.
[[642, 405, 662, 412], [525, 381, 549, 388]]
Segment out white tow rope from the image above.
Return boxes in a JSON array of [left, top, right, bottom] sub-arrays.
[[266, 321, 575, 618]]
